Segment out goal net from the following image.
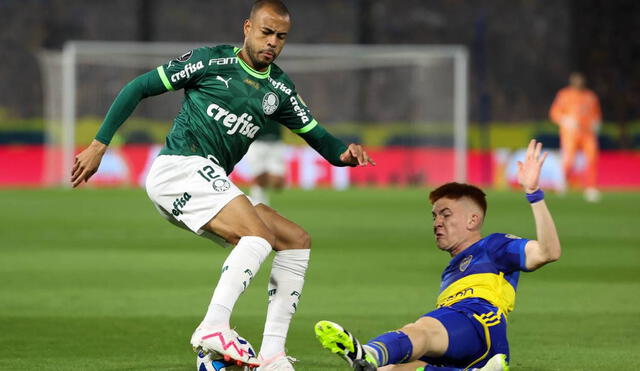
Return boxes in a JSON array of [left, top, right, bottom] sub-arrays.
[[39, 41, 468, 188]]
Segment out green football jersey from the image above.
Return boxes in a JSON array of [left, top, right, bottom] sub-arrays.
[[255, 117, 283, 142], [156, 45, 315, 173]]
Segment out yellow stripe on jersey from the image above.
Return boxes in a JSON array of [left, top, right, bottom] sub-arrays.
[[435, 272, 516, 316]]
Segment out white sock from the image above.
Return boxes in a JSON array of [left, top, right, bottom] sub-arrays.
[[202, 236, 272, 328], [250, 185, 269, 205], [259, 249, 310, 358]]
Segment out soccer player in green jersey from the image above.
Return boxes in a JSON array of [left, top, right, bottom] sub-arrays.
[[71, 1, 374, 369], [315, 140, 560, 371]]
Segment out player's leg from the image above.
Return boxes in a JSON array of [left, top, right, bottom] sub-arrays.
[[252, 141, 287, 206], [253, 204, 311, 369], [196, 193, 276, 325], [357, 316, 448, 368], [581, 133, 600, 202], [559, 129, 578, 187], [265, 141, 287, 192], [380, 353, 508, 371], [145, 155, 269, 366], [316, 307, 501, 370], [251, 172, 271, 205], [247, 141, 271, 205], [189, 196, 274, 366], [382, 353, 507, 371]]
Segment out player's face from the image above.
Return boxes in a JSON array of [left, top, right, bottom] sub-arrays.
[[431, 197, 476, 255], [243, 7, 290, 71], [569, 73, 585, 89]]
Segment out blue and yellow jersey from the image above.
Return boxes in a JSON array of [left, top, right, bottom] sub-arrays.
[[436, 233, 529, 316]]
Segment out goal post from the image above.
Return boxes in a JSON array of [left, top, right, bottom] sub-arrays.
[[41, 41, 468, 187]]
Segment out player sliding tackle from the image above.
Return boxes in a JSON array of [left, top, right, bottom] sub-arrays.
[[316, 139, 560, 371], [71, 0, 374, 370]]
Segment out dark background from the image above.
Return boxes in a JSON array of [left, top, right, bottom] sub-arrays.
[[1, 0, 638, 137]]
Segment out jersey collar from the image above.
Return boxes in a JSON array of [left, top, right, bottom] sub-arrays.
[[234, 47, 271, 80]]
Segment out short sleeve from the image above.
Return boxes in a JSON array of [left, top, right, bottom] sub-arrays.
[[156, 47, 211, 91], [486, 233, 529, 272], [273, 91, 318, 134]]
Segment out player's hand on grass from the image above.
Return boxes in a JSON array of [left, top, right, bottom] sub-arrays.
[[340, 143, 376, 167], [71, 139, 108, 187], [517, 139, 548, 193]]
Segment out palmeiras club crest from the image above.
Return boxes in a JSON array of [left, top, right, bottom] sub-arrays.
[[212, 178, 231, 192], [262, 92, 279, 115]]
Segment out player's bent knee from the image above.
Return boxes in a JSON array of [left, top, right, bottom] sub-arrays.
[[243, 226, 276, 247], [208, 219, 276, 247], [295, 228, 311, 250], [282, 226, 311, 251], [226, 228, 275, 247], [400, 317, 448, 358]]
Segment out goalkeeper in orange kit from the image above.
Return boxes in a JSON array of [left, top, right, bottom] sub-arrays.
[[549, 72, 602, 202]]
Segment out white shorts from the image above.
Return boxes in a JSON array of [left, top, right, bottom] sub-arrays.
[[145, 155, 256, 246], [245, 140, 287, 177]]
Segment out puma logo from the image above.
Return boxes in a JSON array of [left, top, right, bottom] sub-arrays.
[[216, 75, 231, 88]]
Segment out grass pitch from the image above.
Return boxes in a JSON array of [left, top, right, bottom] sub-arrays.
[[0, 188, 639, 370]]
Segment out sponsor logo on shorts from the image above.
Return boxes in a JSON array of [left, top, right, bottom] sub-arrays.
[[170, 61, 204, 83], [171, 192, 192, 216], [459, 255, 473, 272], [212, 178, 231, 192], [262, 92, 279, 115]]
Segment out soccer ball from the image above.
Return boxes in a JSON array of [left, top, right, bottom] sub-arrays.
[[197, 351, 246, 371]]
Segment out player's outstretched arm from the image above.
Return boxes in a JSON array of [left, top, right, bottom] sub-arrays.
[[297, 124, 375, 167], [70, 70, 169, 187], [517, 139, 561, 271]]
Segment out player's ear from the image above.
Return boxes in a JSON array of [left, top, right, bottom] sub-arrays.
[[243, 19, 251, 37], [467, 213, 480, 230]]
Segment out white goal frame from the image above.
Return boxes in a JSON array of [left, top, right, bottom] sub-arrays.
[[54, 41, 468, 187]]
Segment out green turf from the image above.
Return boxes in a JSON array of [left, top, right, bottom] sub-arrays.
[[1, 188, 639, 370]]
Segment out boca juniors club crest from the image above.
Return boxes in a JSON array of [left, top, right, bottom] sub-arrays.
[[459, 255, 473, 272], [262, 92, 279, 115]]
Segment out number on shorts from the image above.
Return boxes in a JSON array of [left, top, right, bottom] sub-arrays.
[[197, 165, 220, 182]]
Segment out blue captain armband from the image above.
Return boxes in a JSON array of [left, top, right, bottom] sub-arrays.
[[525, 188, 544, 204]]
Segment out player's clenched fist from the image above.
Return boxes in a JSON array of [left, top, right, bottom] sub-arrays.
[[71, 140, 107, 187], [339, 143, 376, 167]]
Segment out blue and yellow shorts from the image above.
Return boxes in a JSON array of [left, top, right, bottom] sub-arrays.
[[419, 300, 509, 369]]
